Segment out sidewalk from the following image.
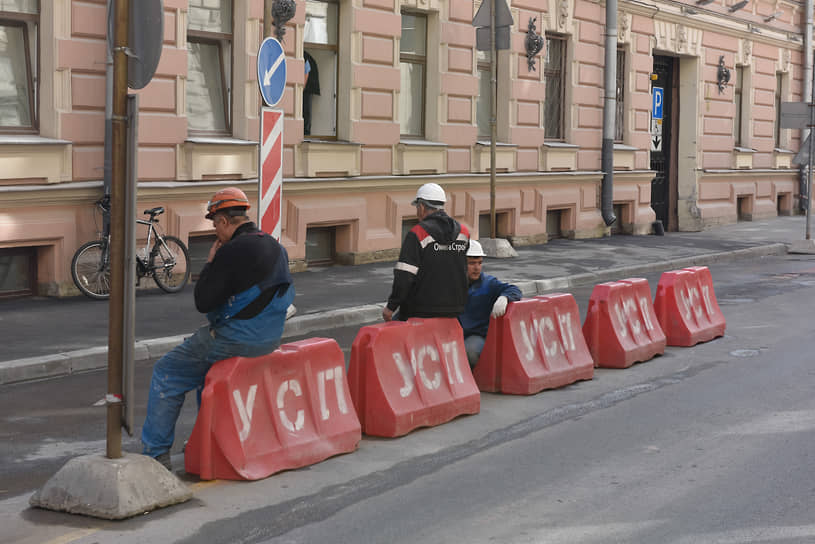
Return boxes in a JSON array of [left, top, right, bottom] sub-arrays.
[[0, 216, 803, 385]]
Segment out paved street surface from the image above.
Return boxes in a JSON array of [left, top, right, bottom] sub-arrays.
[[2, 247, 815, 543]]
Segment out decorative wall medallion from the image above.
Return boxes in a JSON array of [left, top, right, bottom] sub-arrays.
[[717, 55, 731, 94], [271, 0, 296, 42], [558, 0, 570, 30], [525, 18, 545, 72], [743, 40, 752, 65], [677, 25, 687, 52], [618, 12, 631, 43]]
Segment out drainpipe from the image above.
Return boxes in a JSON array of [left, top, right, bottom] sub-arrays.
[[600, 0, 618, 226], [801, 0, 813, 213]]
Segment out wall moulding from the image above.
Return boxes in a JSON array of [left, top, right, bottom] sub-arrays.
[[627, 1, 803, 51], [400, 0, 442, 13]]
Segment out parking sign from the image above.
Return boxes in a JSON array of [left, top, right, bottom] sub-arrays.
[[652, 87, 664, 120]]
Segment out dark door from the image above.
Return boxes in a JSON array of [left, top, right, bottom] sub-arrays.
[[650, 56, 674, 229]]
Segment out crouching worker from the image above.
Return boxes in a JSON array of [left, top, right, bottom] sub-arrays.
[[141, 187, 294, 470], [458, 240, 521, 368]]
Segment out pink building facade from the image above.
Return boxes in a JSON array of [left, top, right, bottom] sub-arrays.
[[0, 0, 809, 296]]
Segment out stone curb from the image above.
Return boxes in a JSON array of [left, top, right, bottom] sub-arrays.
[[0, 243, 788, 386]]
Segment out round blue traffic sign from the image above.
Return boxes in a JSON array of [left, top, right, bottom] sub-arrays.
[[257, 37, 287, 107]]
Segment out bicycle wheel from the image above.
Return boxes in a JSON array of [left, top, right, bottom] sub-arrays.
[[71, 240, 111, 300], [151, 235, 191, 293]]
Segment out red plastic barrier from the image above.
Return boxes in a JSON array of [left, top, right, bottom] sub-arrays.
[[654, 266, 726, 346], [185, 338, 361, 481], [348, 318, 480, 437], [582, 278, 666, 369], [473, 294, 594, 394]]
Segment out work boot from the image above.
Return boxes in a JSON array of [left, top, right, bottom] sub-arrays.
[[154, 452, 172, 471]]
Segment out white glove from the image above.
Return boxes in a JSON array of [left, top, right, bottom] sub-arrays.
[[491, 296, 508, 318]]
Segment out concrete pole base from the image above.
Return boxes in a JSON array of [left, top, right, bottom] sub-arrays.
[[478, 238, 518, 258], [788, 239, 815, 254], [29, 453, 192, 520]]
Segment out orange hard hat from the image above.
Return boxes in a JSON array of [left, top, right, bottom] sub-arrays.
[[205, 187, 251, 219]]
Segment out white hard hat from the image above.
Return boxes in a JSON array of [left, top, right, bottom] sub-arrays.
[[411, 183, 446, 207], [466, 239, 487, 257]]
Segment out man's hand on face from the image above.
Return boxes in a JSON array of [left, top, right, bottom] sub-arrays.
[[207, 239, 223, 263]]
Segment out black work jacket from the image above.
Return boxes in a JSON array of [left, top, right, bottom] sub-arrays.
[[386, 210, 470, 318], [195, 222, 292, 317]]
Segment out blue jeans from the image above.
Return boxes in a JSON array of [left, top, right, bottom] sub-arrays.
[[141, 325, 281, 458], [464, 334, 486, 369]]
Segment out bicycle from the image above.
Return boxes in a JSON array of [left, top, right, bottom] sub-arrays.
[[71, 198, 191, 300]]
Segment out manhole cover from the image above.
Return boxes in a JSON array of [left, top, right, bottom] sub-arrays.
[[730, 349, 759, 358]]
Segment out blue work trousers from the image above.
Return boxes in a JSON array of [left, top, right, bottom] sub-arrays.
[[464, 334, 486, 369], [141, 325, 281, 458]]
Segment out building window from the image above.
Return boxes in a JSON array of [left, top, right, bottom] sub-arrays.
[[544, 34, 565, 140], [306, 226, 336, 265], [0, 247, 36, 297], [187, 234, 217, 280], [399, 12, 426, 138], [734, 66, 743, 147], [476, 50, 491, 139], [615, 48, 625, 142], [0, 1, 38, 132], [304, 0, 338, 138], [187, 0, 232, 135], [774, 72, 782, 148]]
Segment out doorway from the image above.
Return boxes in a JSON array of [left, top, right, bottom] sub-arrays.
[[650, 55, 678, 231]]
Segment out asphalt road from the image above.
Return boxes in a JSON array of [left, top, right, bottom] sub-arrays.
[[2, 251, 815, 543], [0, 214, 798, 363]]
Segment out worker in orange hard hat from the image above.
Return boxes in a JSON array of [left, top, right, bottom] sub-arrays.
[[204, 186, 251, 220], [141, 186, 295, 471]]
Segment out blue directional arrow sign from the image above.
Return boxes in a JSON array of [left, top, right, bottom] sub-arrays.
[[257, 37, 287, 108]]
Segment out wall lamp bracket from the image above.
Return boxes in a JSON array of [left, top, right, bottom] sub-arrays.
[[729, 0, 749, 13]]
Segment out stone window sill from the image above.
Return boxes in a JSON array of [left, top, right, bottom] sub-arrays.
[[395, 140, 447, 175]]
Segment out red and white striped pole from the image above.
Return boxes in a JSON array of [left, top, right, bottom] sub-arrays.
[[259, 107, 283, 239]]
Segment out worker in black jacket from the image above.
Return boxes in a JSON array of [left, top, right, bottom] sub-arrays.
[[142, 187, 294, 471], [383, 183, 470, 321]]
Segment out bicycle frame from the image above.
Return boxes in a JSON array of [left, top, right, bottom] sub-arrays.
[[136, 217, 156, 263], [136, 218, 178, 276]]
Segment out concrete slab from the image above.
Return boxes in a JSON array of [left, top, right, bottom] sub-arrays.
[[479, 238, 518, 258], [29, 452, 192, 520], [788, 239, 815, 254]]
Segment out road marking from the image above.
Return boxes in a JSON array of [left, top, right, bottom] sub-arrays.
[[44, 528, 101, 544], [190, 480, 220, 491]]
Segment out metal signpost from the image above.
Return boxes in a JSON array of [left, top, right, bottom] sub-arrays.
[[783, 100, 815, 242], [257, 37, 287, 239], [472, 0, 512, 239], [105, 0, 164, 448]]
